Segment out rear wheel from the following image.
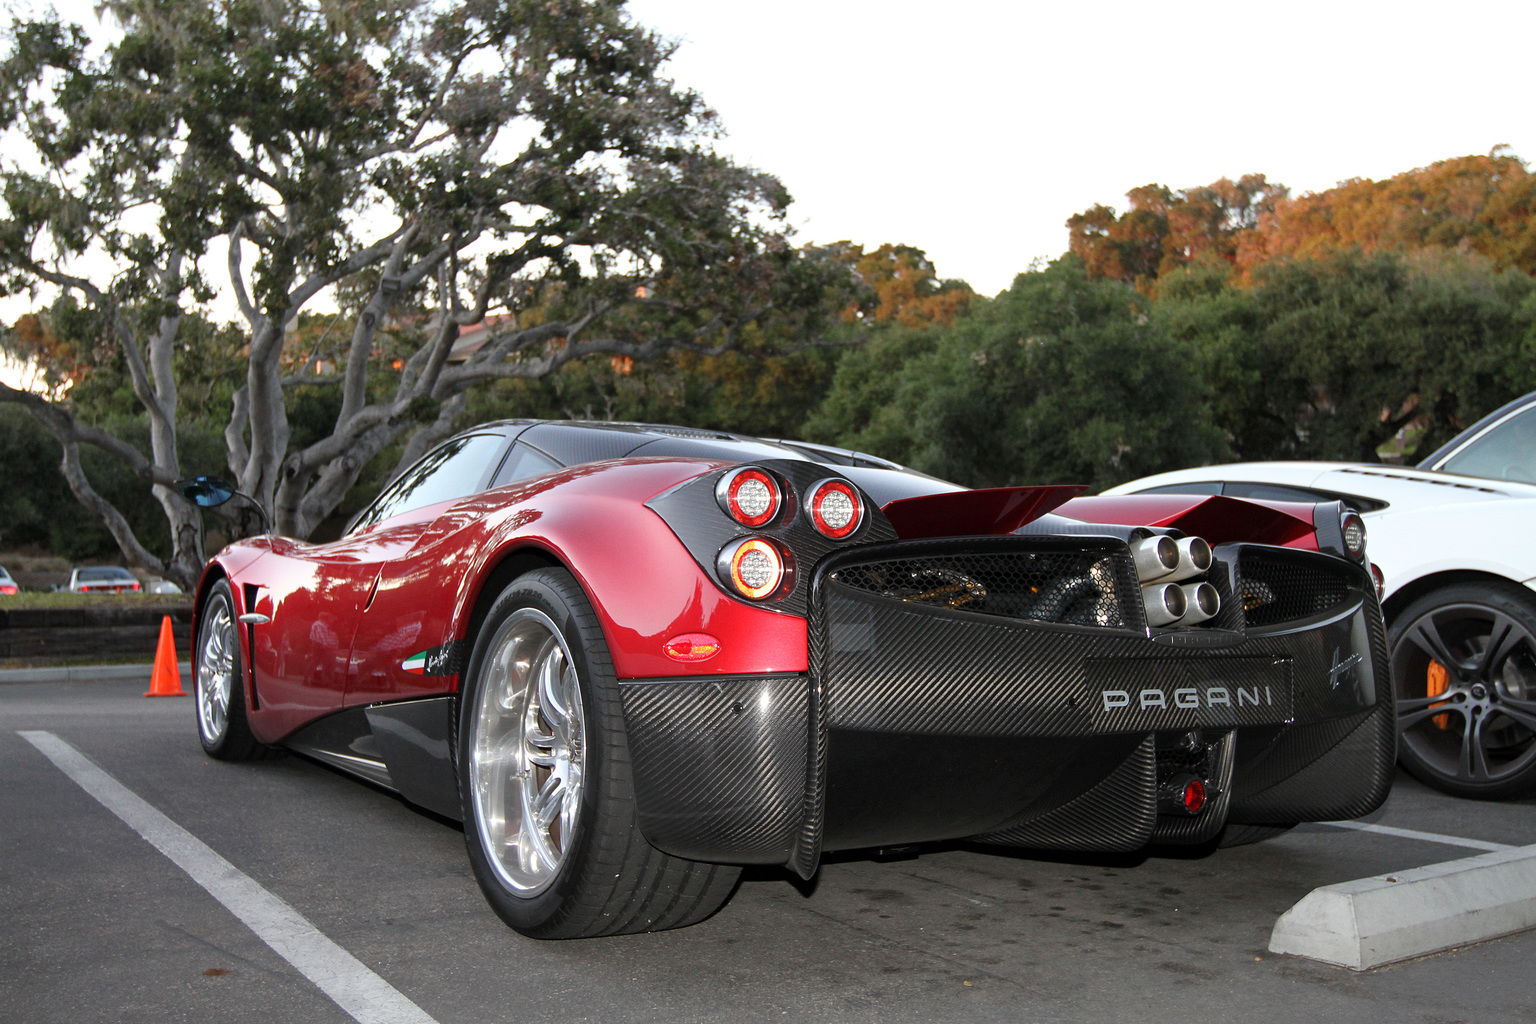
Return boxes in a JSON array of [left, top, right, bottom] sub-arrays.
[[195, 579, 268, 760], [1390, 582, 1536, 799], [457, 568, 739, 937]]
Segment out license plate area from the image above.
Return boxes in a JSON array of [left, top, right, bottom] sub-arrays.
[[1085, 657, 1294, 730]]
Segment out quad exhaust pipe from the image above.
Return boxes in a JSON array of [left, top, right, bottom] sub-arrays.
[[1141, 579, 1222, 627], [1176, 581, 1221, 625], [1130, 535, 1212, 584], [1141, 581, 1187, 627], [1134, 534, 1220, 627]]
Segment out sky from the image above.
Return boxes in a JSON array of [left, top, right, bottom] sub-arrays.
[[623, 0, 1536, 295], [3, 0, 1534, 389]]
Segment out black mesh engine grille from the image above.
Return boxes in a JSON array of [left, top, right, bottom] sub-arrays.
[[1238, 550, 1353, 629], [828, 547, 1140, 629]]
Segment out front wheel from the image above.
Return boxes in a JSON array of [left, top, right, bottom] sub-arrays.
[[194, 579, 270, 760], [457, 568, 739, 937], [1390, 582, 1536, 799]]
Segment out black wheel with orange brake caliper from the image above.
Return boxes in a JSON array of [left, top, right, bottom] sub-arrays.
[[1390, 581, 1536, 799]]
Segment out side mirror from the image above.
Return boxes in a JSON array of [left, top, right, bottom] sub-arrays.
[[179, 476, 236, 508]]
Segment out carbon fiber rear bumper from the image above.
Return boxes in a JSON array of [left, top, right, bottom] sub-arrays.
[[617, 542, 1394, 876]]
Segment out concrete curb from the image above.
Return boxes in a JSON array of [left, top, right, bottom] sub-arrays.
[[0, 662, 191, 685], [1269, 843, 1536, 969]]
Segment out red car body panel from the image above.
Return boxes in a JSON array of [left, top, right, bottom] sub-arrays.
[[205, 458, 809, 745]]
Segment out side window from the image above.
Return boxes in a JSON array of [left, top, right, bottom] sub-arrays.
[[1440, 405, 1536, 485], [490, 442, 561, 488], [1224, 482, 1322, 503], [1137, 482, 1223, 496], [353, 433, 507, 532]]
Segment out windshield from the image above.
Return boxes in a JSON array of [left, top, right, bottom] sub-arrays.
[[77, 568, 134, 581], [1438, 405, 1536, 485]]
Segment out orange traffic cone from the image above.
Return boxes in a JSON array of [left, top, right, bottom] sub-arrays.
[[145, 615, 187, 697]]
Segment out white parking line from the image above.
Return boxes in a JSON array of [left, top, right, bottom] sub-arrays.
[[19, 731, 439, 1024], [1321, 819, 1515, 852]]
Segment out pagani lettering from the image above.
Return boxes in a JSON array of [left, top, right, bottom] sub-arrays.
[[1101, 686, 1274, 713]]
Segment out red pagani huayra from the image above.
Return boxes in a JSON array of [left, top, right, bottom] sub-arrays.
[[190, 420, 1394, 937]]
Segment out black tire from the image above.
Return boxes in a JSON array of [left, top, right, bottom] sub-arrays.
[[1216, 823, 1294, 847], [194, 579, 269, 760], [1390, 581, 1536, 799], [456, 567, 740, 938]]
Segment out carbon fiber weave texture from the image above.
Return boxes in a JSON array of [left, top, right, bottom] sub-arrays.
[[1227, 603, 1395, 823], [618, 674, 808, 863], [789, 596, 830, 879], [975, 737, 1157, 851], [1153, 731, 1236, 844], [818, 582, 1378, 738], [645, 459, 900, 618]]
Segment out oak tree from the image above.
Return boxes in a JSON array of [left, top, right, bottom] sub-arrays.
[[0, 0, 856, 586]]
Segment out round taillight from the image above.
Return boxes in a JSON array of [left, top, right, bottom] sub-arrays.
[[1182, 778, 1206, 813], [716, 467, 783, 528], [717, 538, 790, 601], [1340, 511, 1367, 562], [806, 478, 863, 539]]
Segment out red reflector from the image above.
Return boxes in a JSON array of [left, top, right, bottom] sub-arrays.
[[664, 633, 721, 662], [1183, 779, 1206, 814]]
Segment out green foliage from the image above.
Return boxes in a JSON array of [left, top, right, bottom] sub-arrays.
[[0, 404, 97, 555], [800, 323, 944, 457], [0, 405, 218, 560], [465, 341, 847, 440], [1157, 248, 1536, 461], [2, 0, 864, 564], [807, 258, 1229, 490]]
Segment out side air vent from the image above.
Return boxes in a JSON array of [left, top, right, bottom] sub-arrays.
[[1238, 550, 1353, 628]]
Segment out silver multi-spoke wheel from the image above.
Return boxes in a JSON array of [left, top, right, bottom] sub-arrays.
[[197, 600, 236, 745], [458, 569, 739, 937], [1391, 583, 1536, 798], [468, 607, 587, 896], [193, 580, 264, 760]]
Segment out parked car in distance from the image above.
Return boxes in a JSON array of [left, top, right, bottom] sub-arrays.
[[0, 566, 18, 595], [68, 566, 142, 594], [141, 577, 185, 595], [1104, 390, 1536, 799]]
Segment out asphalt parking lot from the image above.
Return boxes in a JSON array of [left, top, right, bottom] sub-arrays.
[[3, 676, 1534, 1024]]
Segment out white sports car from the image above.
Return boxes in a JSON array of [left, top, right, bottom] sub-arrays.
[[1104, 391, 1536, 799]]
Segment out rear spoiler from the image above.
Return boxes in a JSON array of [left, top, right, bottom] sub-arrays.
[[881, 485, 1087, 539], [1059, 493, 1317, 548]]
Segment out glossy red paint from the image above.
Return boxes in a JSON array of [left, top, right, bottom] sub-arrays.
[[440, 459, 808, 682], [202, 458, 809, 744], [210, 522, 435, 741], [882, 485, 1088, 539], [1060, 494, 1320, 549]]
